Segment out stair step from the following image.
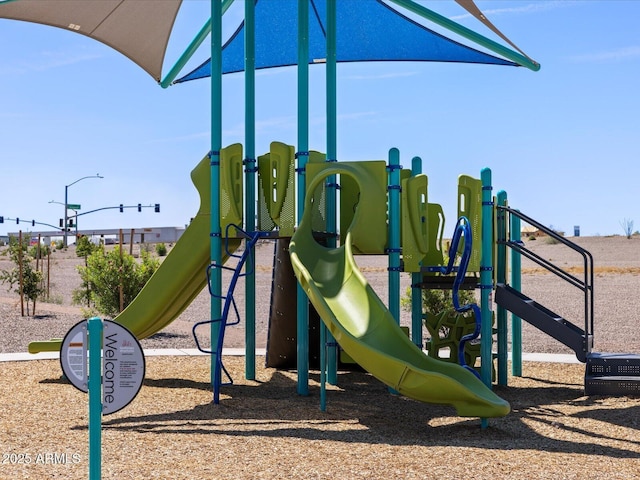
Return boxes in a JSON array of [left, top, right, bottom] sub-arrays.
[[586, 352, 640, 376], [584, 376, 640, 396]]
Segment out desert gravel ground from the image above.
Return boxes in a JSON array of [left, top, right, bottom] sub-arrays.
[[0, 236, 639, 479]]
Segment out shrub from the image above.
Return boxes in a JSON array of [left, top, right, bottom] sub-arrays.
[[76, 235, 99, 258], [29, 244, 51, 259], [73, 247, 159, 317], [155, 242, 167, 257], [401, 285, 476, 317]]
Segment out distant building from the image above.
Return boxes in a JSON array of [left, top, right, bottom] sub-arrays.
[[521, 226, 541, 237]]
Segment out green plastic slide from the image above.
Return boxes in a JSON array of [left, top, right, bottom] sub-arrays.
[[28, 153, 240, 353], [289, 163, 509, 418]]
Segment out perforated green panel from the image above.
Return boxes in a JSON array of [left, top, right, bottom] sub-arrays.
[[401, 174, 429, 272], [457, 175, 482, 272], [219, 143, 243, 231], [257, 151, 276, 232], [307, 151, 327, 232], [257, 141, 296, 235]]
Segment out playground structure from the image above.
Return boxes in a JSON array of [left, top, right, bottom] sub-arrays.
[[6, 0, 640, 424]]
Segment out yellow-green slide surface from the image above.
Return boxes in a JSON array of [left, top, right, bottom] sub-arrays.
[[29, 153, 240, 353], [289, 163, 509, 418]]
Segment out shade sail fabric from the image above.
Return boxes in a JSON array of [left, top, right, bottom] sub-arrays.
[[0, 0, 182, 82], [176, 0, 516, 83], [454, 0, 534, 63]]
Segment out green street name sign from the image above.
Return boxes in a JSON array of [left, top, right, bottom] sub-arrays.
[[67, 204, 81, 210]]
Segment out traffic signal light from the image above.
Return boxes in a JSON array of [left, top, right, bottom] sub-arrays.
[[154, 204, 160, 213], [68, 219, 74, 227], [59, 218, 63, 228], [119, 204, 124, 213], [137, 203, 142, 212], [32, 220, 35, 227], [0, 216, 3, 223], [16, 217, 19, 224]]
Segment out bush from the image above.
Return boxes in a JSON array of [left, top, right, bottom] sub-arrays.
[[76, 235, 98, 258], [73, 247, 159, 317], [155, 242, 167, 257], [29, 244, 51, 259], [402, 285, 476, 317]]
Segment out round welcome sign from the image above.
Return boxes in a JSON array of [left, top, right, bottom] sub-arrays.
[[60, 319, 145, 415]]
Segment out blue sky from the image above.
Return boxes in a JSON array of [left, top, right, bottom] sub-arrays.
[[1, 0, 639, 239]]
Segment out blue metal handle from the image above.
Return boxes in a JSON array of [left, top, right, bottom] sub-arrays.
[[436, 217, 482, 378]]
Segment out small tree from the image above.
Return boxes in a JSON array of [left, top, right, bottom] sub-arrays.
[[155, 242, 167, 257], [73, 246, 159, 317], [0, 236, 45, 315], [620, 218, 634, 239]]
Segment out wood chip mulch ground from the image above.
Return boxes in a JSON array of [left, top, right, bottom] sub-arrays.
[[1, 356, 639, 480]]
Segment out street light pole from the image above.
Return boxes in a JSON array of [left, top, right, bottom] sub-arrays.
[[64, 174, 103, 247]]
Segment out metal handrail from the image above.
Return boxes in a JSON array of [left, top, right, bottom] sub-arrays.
[[496, 205, 594, 341]]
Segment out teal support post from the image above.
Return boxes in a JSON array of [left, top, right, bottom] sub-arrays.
[[496, 190, 508, 386], [388, 148, 402, 396], [320, 316, 327, 411], [325, 0, 338, 388], [388, 148, 401, 324], [510, 213, 523, 376], [210, 0, 223, 390], [296, 0, 310, 396], [87, 317, 102, 480], [244, 0, 256, 380], [317, 0, 338, 406], [479, 168, 494, 429], [411, 156, 423, 348]]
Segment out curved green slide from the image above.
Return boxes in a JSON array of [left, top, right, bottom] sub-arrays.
[[289, 163, 509, 418], [29, 149, 242, 353]]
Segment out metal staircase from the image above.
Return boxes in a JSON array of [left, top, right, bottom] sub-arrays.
[[495, 284, 593, 362], [496, 206, 640, 396]]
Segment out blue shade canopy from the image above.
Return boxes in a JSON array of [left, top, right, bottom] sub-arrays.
[[176, 0, 517, 83]]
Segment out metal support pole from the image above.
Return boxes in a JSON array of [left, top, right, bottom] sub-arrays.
[[411, 156, 423, 348], [244, 0, 256, 381], [296, 0, 310, 396], [64, 186, 68, 247], [388, 148, 401, 324], [479, 168, 494, 429], [496, 190, 508, 386], [325, 0, 338, 388], [510, 213, 523, 376], [210, 0, 223, 390]]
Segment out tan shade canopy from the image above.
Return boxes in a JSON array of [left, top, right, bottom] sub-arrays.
[[0, 0, 183, 82]]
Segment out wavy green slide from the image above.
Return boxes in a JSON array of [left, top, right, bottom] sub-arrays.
[[29, 149, 242, 353], [289, 163, 509, 418]]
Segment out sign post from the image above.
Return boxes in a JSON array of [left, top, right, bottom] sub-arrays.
[[61, 318, 145, 480], [88, 317, 102, 480]]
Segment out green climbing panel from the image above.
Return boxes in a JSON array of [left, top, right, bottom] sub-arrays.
[[258, 141, 296, 236], [220, 143, 244, 231], [401, 174, 429, 272], [457, 175, 482, 273], [425, 310, 481, 371]]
